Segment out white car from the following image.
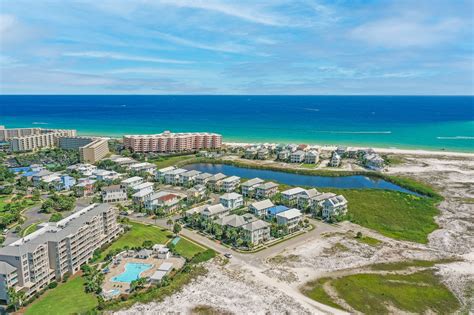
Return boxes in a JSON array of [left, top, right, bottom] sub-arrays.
[[224, 253, 233, 259]]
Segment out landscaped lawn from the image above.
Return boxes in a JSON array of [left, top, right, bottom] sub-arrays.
[[99, 221, 173, 260], [24, 276, 98, 315], [331, 270, 460, 314], [328, 189, 439, 243], [174, 237, 207, 259], [152, 154, 196, 169]]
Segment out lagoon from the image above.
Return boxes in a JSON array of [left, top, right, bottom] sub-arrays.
[[184, 163, 418, 195]]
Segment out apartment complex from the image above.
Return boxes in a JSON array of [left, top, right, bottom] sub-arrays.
[[79, 138, 110, 163], [1, 126, 77, 152], [0, 204, 121, 302], [123, 130, 222, 153], [58, 136, 95, 150]]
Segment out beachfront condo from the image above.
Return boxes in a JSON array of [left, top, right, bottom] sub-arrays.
[[0, 204, 121, 303], [79, 138, 110, 163], [123, 130, 222, 153], [1, 125, 77, 152]]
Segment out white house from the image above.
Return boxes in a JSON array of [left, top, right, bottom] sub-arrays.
[[179, 170, 202, 186], [290, 150, 305, 163], [241, 178, 264, 197], [128, 162, 156, 174], [244, 148, 257, 159], [155, 166, 176, 182], [305, 150, 319, 164], [255, 182, 279, 199], [120, 176, 144, 189], [164, 168, 187, 185], [221, 176, 240, 192], [281, 187, 306, 205], [207, 173, 227, 191], [329, 153, 341, 167], [131, 182, 154, 194], [322, 195, 348, 220], [101, 185, 127, 203], [276, 208, 302, 232], [257, 148, 269, 160], [277, 150, 290, 161], [242, 220, 270, 245], [201, 204, 230, 219], [194, 172, 212, 185], [297, 188, 320, 209], [219, 192, 243, 209], [249, 199, 274, 217]]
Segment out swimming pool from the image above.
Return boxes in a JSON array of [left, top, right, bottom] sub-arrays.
[[111, 263, 153, 283]]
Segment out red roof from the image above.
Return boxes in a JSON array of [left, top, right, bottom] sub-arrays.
[[158, 194, 178, 202]]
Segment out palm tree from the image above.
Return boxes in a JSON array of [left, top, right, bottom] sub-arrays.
[[7, 287, 25, 312], [166, 218, 173, 228]]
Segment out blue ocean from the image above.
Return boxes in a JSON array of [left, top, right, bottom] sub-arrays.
[[0, 95, 473, 152]]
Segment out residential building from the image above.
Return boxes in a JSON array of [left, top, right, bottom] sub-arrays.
[[305, 150, 319, 164], [92, 169, 120, 181], [257, 148, 269, 160], [179, 170, 201, 187], [101, 185, 127, 203], [155, 166, 176, 182], [214, 213, 257, 228], [221, 176, 240, 192], [75, 178, 96, 197], [144, 191, 181, 213], [322, 195, 348, 220], [53, 175, 76, 191], [194, 172, 212, 185], [201, 204, 229, 219], [290, 150, 305, 163], [120, 176, 144, 189], [1, 126, 76, 152], [0, 204, 121, 303], [131, 182, 154, 194], [207, 173, 227, 191], [80, 138, 110, 163], [276, 208, 302, 232], [128, 162, 156, 175], [244, 148, 257, 159], [242, 220, 270, 245], [335, 146, 347, 156], [281, 187, 306, 205], [163, 168, 187, 185], [311, 192, 337, 214], [67, 163, 97, 176], [241, 177, 264, 197], [123, 131, 222, 153], [255, 182, 279, 199], [329, 153, 341, 167], [266, 205, 290, 219], [363, 153, 385, 170], [58, 136, 95, 150], [186, 185, 206, 200], [132, 189, 154, 204], [297, 188, 320, 209], [277, 150, 290, 161], [219, 193, 243, 209], [249, 199, 274, 217]]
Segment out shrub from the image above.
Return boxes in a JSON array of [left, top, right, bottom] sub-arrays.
[[48, 281, 58, 289]]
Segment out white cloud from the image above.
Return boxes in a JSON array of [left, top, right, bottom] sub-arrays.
[[62, 51, 193, 64], [351, 16, 464, 48], [0, 14, 39, 47]]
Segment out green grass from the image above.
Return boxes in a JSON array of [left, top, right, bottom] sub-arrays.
[[370, 259, 457, 271], [329, 189, 439, 243], [174, 237, 207, 259], [332, 270, 460, 314], [152, 154, 197, 169], [0, 195, 11, 211], [21, 222, 40, 236], [302, 277, 346, 311], [24, 276, 98, 315], [99, 221, 173, 260], [356, 236, 382, 246]]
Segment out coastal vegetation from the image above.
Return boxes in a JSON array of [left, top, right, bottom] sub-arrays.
[[303, 261, 460, 314], [151, 153, 197, 169]]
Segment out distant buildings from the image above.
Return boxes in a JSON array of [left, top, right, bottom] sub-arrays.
[[123, 130, 222, 153], [0, 204, 121, 303], [0, 126, 77, 152], [79, 138, 110, 163]]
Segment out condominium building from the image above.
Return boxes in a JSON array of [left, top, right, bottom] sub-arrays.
[[123, 130, 222, 153], [79, 138, 110, 163], [8, 127, 77, 152], [58, 136, 95, 150], [0, 204, 121, 302]]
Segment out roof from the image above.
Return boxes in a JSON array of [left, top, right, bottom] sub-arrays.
[[223, 176, 240, 183], [203, 204, 228, 215], [267, 205, 289, 215], [250, 199, 274, 211], [132, 182, 154, 191], [121, 176, 143, 184], [220, 192, 242, 200], [277, 208, 302, 220], [291, 150, 305, 156], [257, 182, 279, 190], [150, 270, 167, 281], [243, 219, 270, 231], [132, 190, 153, 198], [0, 261, 16, 275], [324, 195, 348, 207], [313, 192, 336, 202], [306, 150, 319, 156], [282, 187, 306, 196], [138, 249, 152, 256], [242, 178, 264, 187], [157, 166, 176, 173], [102, 185, 122, 192], [196, 172, 212, 179], [167, 168, 187, 175], [209, 173, 226, 181], [158, 262, 173, 271], [181, 170, 201, 177], [299, 188, 319, 199], [158, 193, 178, 202]]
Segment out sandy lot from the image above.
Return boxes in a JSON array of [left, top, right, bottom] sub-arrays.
[[115, 152, 474, 315]]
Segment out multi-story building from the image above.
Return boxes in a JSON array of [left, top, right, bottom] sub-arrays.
[[255, 182, 279, 199], [290, 151, 305, 163], [276, 208, 302, 232], [241, 178, 264, 197], [8, 128, 77, 152], [120, 176, 144, 189], [58, 136, 95, 150], [0, 204, 121, 303], [219, 192, 243, 210], [242, 220, 270, 245], [101, 185, 127, 203], [79, 138, 110, 163], [123, 131, 222, 153], [221, 176, 240, 193]]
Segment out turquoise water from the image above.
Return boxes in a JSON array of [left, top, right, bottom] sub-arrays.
[[1, 95, 472, 151], [111, 263, 153, 283], [185, 163, 421, 195]]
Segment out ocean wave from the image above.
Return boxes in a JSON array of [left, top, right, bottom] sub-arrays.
[[32, 122, 48, 125], [317, 131, 392, 134], [436, 136, 474, 140], [303, 108, 319, 112]]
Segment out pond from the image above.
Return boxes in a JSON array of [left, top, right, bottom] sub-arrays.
[[184, 163, 419, 195]]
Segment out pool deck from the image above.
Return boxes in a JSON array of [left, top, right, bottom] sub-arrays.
[[103, 256, 185, 294]]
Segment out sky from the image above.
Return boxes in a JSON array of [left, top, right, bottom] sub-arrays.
[[0, 0, 473, 95]]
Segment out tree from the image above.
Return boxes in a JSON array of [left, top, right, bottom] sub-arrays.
[[356, 231, 363, 239], [166, 218, 173, 228], [130, 277, 146, 292], [7, 287, 25, 312], [49, 213, 63, 222], [173, 222, 182, 235]]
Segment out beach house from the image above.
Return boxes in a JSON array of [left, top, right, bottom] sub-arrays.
[[101, 185, 127, 203], [179, 170, 202, 187], [155, 166, 176, 182], [194, 172, 212, 186], [277, 150, 290, 161], [276, 208, 302, 232], [329, 153, 342, 167], [201, 204, 230, 219], [257, 148, 269, 160], [249, 199, 274, 217], [255, 182, 279, 199], [290, 151, 305, 163], [322, 195, 348, 220], [305, 150, 320, 164], [219, 192, 244, 209], [120, 176, 143, 189], [164, 168, 187, 185], [281, 187, 307, 206], [221, 176, 240, 192], [241, 178, 264, 197], [207, 173, 227, 191], [242, 220, 270, 245]]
